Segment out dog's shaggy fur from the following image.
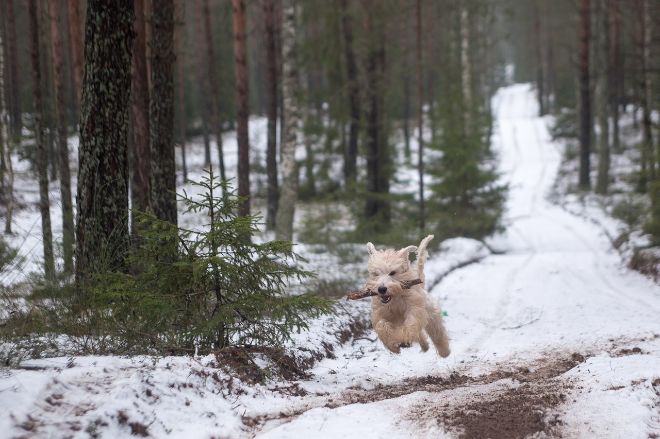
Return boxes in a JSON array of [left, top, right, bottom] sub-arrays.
[[365, 235, 450, 357]]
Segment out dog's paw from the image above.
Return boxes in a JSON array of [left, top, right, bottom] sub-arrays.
[[398, 342, 412, 349]]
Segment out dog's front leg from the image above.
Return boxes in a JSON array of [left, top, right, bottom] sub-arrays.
[[374, 320, 402, 353], [400, 306, 429, 346]]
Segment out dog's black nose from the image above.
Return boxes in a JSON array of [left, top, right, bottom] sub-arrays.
[[378, 286, 387, 295]]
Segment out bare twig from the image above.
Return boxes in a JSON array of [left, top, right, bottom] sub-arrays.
[[346, 278, 422, 300]]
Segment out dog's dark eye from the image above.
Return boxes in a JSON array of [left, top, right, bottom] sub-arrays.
[[389, 271, 396, 276]]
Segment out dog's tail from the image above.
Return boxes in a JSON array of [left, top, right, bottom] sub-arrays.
[[416, 234, 434, 285], [426, 307, 450, 358]]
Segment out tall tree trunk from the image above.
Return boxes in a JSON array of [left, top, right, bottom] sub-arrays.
[[340, 0, 359, 187], [578, 0, 592, 190], [363, 3, 389, 228], [639, 0, 655, 189], [263, 0, 279, 230], [460, 1, 472, 137], [4, 0, 20, 145], [275, 0, 300, 241], [150, 0, 177, 225], [202, 0, 226, 183], [0, 31, 13, 235], [66, 0, 83, 108], [534, 0, 546, 116], [610, 0, 621, 152], [76, 0, 133, 283], [48, 0, 75, 273], [416, 0, 425, 231], [176, 0, 187, 183], [232, 0, 250, 216], [595, 0, 610, 194], [194, 0, 211, 167], [130, 0, 151, 225], [28, 0, 55, 279]]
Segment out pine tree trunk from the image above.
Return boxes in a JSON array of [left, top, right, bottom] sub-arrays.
[[263, 0, 279, 230], [202, 0, 226, 183], [416, 0, 425, 231], [275, 0, 301, 241], [610, 0, 621, 153], [76, 0, 133, 282], [595, 0, 610, 195], [48, 0, 75, 273], [130, 0, 151, 224], [0, 31, 13, 235], [194, 0, 211, 167], [66, 0, 83, 108], [578, 0, 592, 190], [28, 0, 55, 279], [340, 0, 359, 187], [150, 0, 177, 225], [4, 0, 20, 145], [232, 0, 250, 216], [176, 0, 187, 183], [460, 2, 472, 137]]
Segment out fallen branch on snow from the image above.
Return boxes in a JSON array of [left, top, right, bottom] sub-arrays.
[[345, 279, 422, 300]]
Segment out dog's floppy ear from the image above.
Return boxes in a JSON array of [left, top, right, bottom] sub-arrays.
[[397, 245, 418, 260], [366, 242, 377, 255]]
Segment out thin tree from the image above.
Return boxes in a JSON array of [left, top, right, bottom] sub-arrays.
[[275, 0, 301, 241], [638, 0, 655, 191], [28, 0, 55, 279], [65, 0, 84, 107], [263, 0, 279, 230], [76, 0, 134, 282], [194, 0, 212, 167], [202, 0, 226, 182], [534, 0, 546, 116], [609, 0, 621, 152], [4, 0, 20, 146], [232, 0, 250, 216], [150, 0, 177, 225], [0, 30, 13, 235], [595, 0, 610, 194], [176, 0, 188, 183], [47, 0, 75, 273], [130, 0, 151, 225], [416, 0, 425, 231], [460, 0, 472, 136], [340, 0, 360, 187], [578, 0, 592, 190]]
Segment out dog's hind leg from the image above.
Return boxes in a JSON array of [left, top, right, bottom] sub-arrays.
[[426, 309, 450, 358], [415, 235, 434, 286], [419, 332, 430, 352]]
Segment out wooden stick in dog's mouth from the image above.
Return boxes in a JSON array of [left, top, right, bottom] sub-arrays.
[[345, 278, 423, 301]]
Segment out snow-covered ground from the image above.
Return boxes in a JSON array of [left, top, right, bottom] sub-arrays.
[[1, 84, 660, 438]]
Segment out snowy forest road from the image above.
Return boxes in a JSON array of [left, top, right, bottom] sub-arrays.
[[255, 85, 660, 439]]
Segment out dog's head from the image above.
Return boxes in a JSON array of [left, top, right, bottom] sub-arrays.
[[365, 242, 417, 304]]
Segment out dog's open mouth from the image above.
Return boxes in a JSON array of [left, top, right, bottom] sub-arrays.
[[380, 295, 392, 304]]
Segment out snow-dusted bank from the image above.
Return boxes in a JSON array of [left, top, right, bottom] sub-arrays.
[[1, 84, 660, 438]]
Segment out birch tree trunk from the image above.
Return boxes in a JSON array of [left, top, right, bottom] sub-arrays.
[[595, 0, 610, 194], [263, 0, 279, 230], [130, 0, 151, 226], [28, 0, 55, 279], [232, 0, 250, 216], [202, 0, 226, 183], [578, 0, 592, 190], [150, 0, 177, 225], [48, 0, 75, 273], [76, 0, 133, 283], [275, 0, 301, 241]]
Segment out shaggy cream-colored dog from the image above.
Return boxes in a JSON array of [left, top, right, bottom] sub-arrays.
[[366, 235, 450, 357]]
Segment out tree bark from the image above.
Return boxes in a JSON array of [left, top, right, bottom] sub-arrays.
[[460, 1, 472, 137], [232, 0, 250, 216], [66, 0, 84, 108], [130, 0, 151, 226], [48, 0, 75, 273], [202, 0, 226, 183], [639, 0, 655, 190], [194, 0, 211, 167], [340, 0, 359, 187], [28, 0, 55, 279], [4, 0, 20, 144], [609, 0, 621, 152], [263, 0, 279, 230], [176, 0, 188, 183], [275, 0, 301, 241], [0, 30, 13, 235], [150, 0, 177, 225], [578, 0, 592, 190], [595, 0, 610, 194], [416, 0, 425, 231], [76, 0, 133, 282]]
